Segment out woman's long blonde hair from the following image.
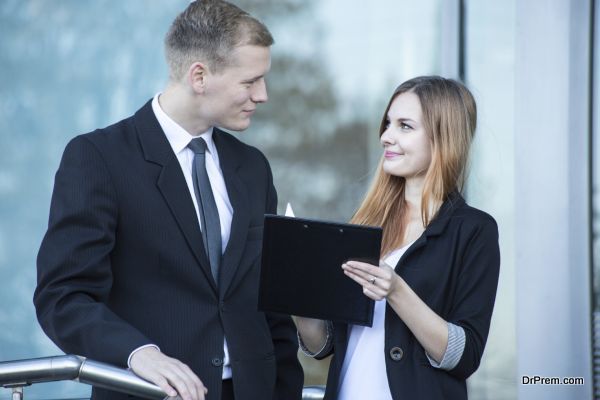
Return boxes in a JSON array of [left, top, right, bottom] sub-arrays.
[[350, 76, 477, 255]]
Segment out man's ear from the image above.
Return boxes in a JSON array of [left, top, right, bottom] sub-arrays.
[[188, 61, 209, 93]]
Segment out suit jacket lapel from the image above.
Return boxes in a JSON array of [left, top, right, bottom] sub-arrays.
[[133, 101, 217, 293], [213, 129, 250, 297]]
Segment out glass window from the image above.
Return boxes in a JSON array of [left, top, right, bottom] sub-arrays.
[[0, 0, 443, 397], [0, 2, 184, 399], [464, 1, 517, 399], [243, 0, 443, 385]]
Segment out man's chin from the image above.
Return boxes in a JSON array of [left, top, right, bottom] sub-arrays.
[[221, 119, 251, 132]]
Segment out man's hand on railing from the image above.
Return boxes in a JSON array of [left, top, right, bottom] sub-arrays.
[[130, 347, 207, 400]]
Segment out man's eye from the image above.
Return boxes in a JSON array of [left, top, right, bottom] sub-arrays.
[[244, 79, 260, 86]]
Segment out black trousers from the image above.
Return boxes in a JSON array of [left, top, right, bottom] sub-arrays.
[[221, 379, 234, 400]]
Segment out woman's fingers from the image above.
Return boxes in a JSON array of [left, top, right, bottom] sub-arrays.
[[343, 263, 391, 286], [345, 260, 379, 275], [362, 286, 385, 301], [343, 265, 388, 298]]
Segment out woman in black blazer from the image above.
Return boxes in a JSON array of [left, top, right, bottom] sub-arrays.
[[295, 76, 500, 400]]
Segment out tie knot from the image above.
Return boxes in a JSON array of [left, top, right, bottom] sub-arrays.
[[188, 137, 208, 154]]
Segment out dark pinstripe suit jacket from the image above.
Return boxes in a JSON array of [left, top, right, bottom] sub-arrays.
[[33, 100, 303, 400]]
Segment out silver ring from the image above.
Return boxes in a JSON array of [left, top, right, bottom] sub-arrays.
[[370, 278, 376, 285]]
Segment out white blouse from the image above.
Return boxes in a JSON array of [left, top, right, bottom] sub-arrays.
[[337, 244, 410, 400]]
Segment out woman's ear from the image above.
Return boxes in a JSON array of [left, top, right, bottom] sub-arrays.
[[188, 61, 209, 94]]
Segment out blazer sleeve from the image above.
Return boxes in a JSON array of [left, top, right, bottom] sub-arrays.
[[446, 216, 500, 380], [33, 135, 151, 366], [259, 152, 304, 400]]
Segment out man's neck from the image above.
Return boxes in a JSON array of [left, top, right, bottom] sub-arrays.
[[159, 84, 211, 136]]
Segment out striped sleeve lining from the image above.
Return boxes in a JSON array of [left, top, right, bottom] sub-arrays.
[[426, 322, 465, 370], [298, 321, 333, 358]]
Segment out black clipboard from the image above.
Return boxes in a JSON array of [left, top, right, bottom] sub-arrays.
[[258, 214, 382, 327]]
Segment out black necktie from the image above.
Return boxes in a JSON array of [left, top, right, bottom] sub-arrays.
[[188, 137, 222, 284]]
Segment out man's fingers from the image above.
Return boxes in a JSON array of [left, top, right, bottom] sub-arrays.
[[177, 362, 207, 400], [130, 348, 205, 400], [151, 375, 178, 398], [162, 364, 198, 400], [173, 361, 207, 400]]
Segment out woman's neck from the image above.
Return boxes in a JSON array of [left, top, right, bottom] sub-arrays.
[[404, 176, 424, 221]]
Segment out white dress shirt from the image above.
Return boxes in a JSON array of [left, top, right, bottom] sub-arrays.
[[127, 94, 234, 379]]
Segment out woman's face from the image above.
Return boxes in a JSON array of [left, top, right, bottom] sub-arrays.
[[380, 91, 432, 179]]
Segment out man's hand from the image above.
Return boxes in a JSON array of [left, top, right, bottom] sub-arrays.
[[130, 346, 207, 400]]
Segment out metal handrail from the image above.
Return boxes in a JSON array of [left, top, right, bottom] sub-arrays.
[[0, 355, 173, 399], [0, 355, 325, 400], [301, 385, 326, 399]]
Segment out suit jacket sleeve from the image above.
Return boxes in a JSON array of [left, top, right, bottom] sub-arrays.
[[447, 217, 500, 380], [33, 135, 151, 366], [259, 152, 304, 400]]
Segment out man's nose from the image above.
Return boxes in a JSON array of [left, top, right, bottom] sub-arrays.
[[251, 78, 268, 103]]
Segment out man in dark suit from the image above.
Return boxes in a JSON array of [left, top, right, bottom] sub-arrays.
[[33, 1, 303, 400]]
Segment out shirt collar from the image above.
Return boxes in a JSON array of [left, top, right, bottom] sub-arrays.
[[151, 93, 215, 155]]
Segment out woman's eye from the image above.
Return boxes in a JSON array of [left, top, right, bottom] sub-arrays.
[[400, 123, 412, 130]]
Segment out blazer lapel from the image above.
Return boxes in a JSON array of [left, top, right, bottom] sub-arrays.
[[213, 129, 250, 297], [395, 191, 465, 270], [133, 101, 217, 293]]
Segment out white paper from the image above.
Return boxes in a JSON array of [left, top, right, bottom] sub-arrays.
[[285, 202, 295, 217]]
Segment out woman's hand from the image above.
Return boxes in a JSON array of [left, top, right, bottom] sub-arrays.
[[342, 260, 400, 300], [343, 260, 449, 363]]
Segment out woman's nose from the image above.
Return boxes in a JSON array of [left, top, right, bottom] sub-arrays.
[[380, 128, 395, 146]]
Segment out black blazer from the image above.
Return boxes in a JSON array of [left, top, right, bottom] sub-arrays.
[[321, 193, 500, 400], [34, 100, 303, 400]]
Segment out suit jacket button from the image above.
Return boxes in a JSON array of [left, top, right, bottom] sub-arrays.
[[389, 346, 404, 361], [211, 357, 223, 367]]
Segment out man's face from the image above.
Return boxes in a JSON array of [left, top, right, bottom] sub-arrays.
[[201, 45, 271, 131]]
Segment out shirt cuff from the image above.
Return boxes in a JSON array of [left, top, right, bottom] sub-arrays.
[[298, 321, 333, 358], [127, 344, 161, 368], [426, 322, 465, 370]]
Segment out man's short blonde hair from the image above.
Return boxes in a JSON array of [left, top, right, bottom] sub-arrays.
[[165, 0, 274, 80]]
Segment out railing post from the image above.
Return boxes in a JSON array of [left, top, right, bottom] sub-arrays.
[[11, 387, 23, 400]]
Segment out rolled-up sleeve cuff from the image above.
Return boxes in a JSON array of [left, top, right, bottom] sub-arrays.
[[426, 322, 465, 370], [298, 321, 333, 358], [127, 344, 161, 369]]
